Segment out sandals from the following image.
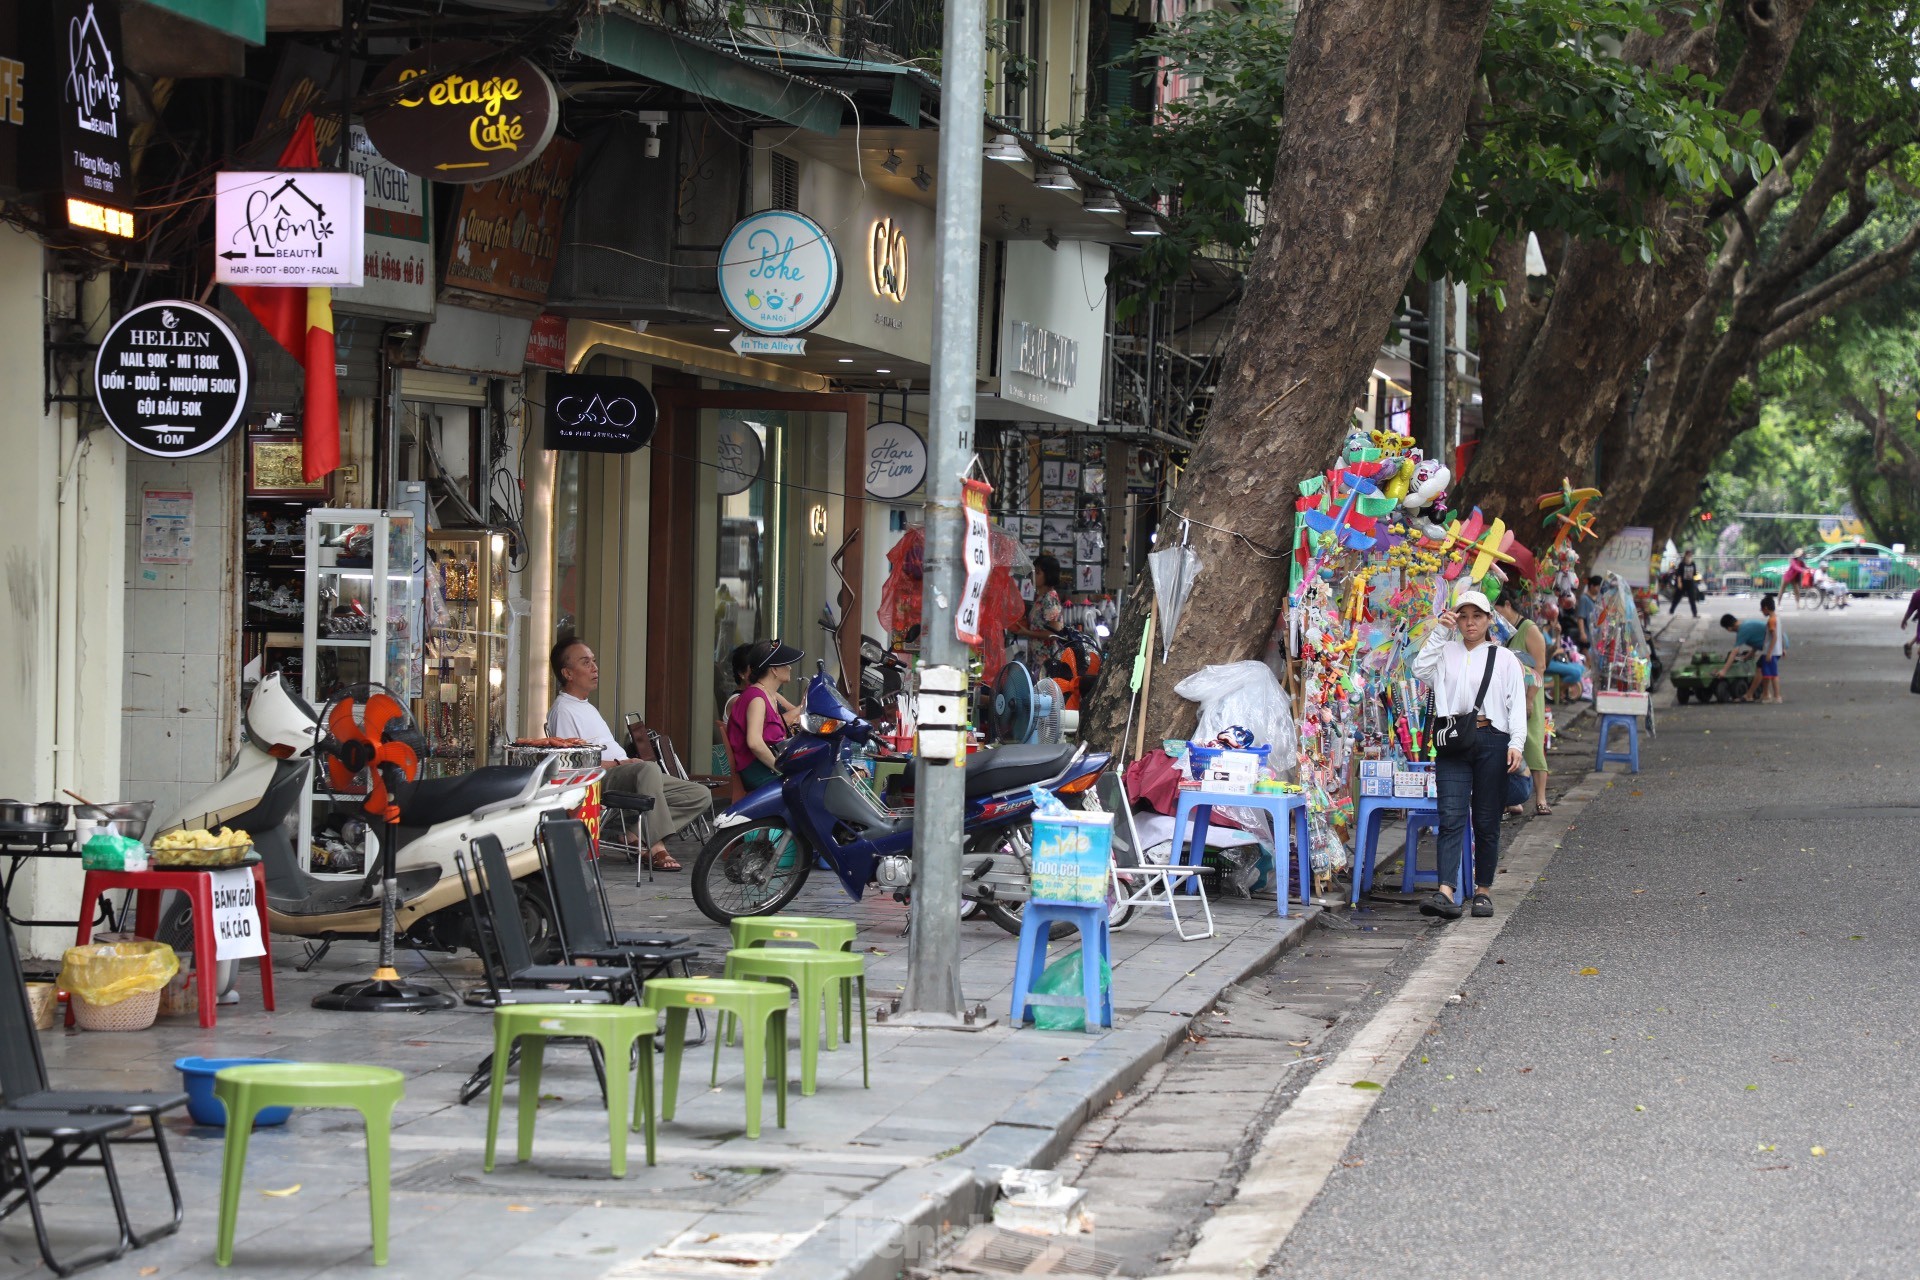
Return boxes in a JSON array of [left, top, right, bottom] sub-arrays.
[[644, 846, 684, 872], [1534, 802, 1553, 816], [1471, 892, 1494, 918], [1419, 891, 1464, 920]]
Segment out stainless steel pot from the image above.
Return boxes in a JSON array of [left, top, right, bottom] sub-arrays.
[[0, 800, 68, 830], [505, 745, 604, 772]]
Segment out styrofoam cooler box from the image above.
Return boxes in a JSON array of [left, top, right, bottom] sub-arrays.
[[1030, 811, 1114, 906], [1596, 691, 1649, 715]]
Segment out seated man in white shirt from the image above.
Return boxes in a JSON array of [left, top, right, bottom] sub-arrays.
[[548, 636, 713, 872]]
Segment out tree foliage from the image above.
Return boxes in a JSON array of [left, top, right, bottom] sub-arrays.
[[1068, 0, 1776, 309]]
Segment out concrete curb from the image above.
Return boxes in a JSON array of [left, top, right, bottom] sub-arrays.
[[776, 911, 1318, 1280]]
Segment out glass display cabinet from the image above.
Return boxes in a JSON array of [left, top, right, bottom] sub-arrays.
[[419, 530, 511, 778]]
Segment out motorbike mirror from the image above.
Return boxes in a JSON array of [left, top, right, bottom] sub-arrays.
[[817, 659, 828, 677]]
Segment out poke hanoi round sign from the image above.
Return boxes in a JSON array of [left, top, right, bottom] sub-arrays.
[[717, 210, 841, 336]]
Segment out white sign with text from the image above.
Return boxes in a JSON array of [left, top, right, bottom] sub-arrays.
[[214, 171, 365, 287], [208, 868, 267, 962]]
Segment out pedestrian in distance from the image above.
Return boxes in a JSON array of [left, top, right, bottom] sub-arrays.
[[1902, 584, 1920, 659], [1743, 594, 1785, 703], [1412, 591, 1529, 921], [1670, 550, 1703, 617], [1494, 591, 1553, 817]]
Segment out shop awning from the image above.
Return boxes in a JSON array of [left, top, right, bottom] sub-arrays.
[[734, 50, 938, 128], [137, 0, 265, 44], [574, 8, 845, 136]]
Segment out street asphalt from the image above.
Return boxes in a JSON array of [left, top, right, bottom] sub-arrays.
[[1272, 596, 1920, 1276]]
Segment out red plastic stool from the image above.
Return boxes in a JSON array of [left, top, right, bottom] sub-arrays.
[[70, 863, 275, 1029]]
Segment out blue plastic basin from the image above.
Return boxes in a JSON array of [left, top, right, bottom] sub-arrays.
[[174, 1057, 294, 1127]]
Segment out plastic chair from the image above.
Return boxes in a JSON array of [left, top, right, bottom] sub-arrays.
[[642, 978, 788, 1138], [721, 948, 869, 1096], [212, 1063, 404, 1267], [1596, 713, 1641, 773], [1351, 795, 1472, 903], [1008, 901, 1111, 1032], [484, 1004, 658, 1178]]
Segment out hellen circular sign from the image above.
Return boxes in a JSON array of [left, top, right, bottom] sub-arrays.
[[94, 300, 249, 459], [718, 210, 841, 336], [364, 40, 560, 184]]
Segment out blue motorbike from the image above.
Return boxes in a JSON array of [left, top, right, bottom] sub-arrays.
[[690, 663, 1109, 934]]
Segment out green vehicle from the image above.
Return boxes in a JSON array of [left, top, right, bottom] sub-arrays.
[[1670, 650, 1756, 704], [1752, 540, 1920, 596]]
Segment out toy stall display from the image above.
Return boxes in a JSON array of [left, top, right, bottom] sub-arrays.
[[1589, 572, 1652, 714]]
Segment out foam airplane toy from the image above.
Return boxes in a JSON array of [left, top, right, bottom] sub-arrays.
[[1435, 508, 1517, 581], [1537, 479, 1602, 554]]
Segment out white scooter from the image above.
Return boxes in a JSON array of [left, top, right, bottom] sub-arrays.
[[152, 673, 594, 973]]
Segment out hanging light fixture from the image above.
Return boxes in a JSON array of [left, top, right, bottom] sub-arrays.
[[1033, 163, 1076, 191], [881, 148, 902, 174], [984, 132, 1026, 162], [1127, 212, 1164, 237], [912, 164, 932, 192], [1082, 185, 1122, 215]]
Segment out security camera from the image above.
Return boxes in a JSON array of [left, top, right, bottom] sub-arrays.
[[636, 110, 669, 159]]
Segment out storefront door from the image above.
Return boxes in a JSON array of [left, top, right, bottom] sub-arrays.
[[650, 390, 867, 777]]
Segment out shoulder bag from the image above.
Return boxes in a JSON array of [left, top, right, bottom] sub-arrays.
[[1432, 649, 1499, 760]]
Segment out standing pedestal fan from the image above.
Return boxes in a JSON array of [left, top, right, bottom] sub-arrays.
[[310, 685, 456, 1012], [990, 662, 1069, 745]]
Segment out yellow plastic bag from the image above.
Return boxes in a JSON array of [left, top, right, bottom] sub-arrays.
[[58, 941, 179, 1007]]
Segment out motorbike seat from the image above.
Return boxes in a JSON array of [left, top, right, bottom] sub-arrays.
[[964, 743, 1077, 798], [392, 766, 536, 828]]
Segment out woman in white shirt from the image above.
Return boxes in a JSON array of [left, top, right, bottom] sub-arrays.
[[1410, 590, 1529, 920]]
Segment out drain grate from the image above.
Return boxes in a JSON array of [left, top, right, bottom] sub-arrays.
[[945, 1226, 1127, 1278], [392, 1154, 777, 1209]]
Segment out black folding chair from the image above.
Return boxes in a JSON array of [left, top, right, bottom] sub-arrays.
[[536, 817, 707, 1044], [452, 846, 614, 1106], [623, 715, 715, 844], [0, 1109, 138, 1277], [1, 920, 185, 1272], [474, 837, 633, 999]]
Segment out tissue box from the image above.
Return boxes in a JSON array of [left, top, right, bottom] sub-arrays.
[[1202, 749, 1261, 795], [1359, 776, 1393, 797]]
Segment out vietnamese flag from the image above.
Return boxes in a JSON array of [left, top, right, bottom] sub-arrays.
[[228, 114, 340, 481]]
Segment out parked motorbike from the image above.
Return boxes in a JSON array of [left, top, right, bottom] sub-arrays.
[[691, 662, 1109, 934], [151, 672, 593, 967]]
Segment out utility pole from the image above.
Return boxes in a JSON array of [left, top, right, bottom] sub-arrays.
[[896, 0, 986, 1023], [1427, 275, 1448, 462]]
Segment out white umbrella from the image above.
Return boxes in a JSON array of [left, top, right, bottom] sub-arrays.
[[1149, 542, 1203, 663]]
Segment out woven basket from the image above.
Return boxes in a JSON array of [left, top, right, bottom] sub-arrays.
[[72, 988, 161, 1032]]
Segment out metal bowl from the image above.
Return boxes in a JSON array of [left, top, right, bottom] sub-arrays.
[[74, 801, 156, 841], [0, 800, 68, 830]]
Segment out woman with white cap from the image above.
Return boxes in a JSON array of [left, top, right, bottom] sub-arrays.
[[1411, 589, 1529, 920]]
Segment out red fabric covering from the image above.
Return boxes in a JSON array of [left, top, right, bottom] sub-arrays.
[[1122, 751, 1244, 828], [879, 525, 1026, 681]]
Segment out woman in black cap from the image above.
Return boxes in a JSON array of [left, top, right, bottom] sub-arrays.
[[725, 638, 804, 791]]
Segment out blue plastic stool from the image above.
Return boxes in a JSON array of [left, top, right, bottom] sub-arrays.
[[1351, 797, 1471, 904], [1008, 902, 1111, 1032], [1171, 789, 1312, 916], [1596, 713, 1640, 773]]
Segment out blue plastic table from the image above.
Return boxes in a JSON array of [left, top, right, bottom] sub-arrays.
[[1351, 794, 1472, 905], [1169, 789, 1312, 918]]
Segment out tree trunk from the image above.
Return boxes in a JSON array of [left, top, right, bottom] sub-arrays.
[[1079, 0, 1495, 751]]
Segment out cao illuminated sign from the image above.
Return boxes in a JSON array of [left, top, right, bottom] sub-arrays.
[[869, 217, 908, 304]]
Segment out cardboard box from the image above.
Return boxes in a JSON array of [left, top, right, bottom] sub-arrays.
[[1203, 750, 1261, 795], [1358, 759, 1393, 779], [1030, 811, 1115, 905], [1359, 776, 1393, 797], [1393, 771, 1429, 799]]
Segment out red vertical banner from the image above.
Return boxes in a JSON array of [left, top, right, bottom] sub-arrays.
[[955, 478, 994, 647]]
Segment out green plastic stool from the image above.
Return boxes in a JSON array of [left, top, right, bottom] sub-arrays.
[[727, 916, 857, 1047], [730, 915, 857, 952], [643, 978, 787, 1138], [484, 1004, 659, 1179], [213, 1063, 405, 1267], [722, 948, 870, 1097]]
